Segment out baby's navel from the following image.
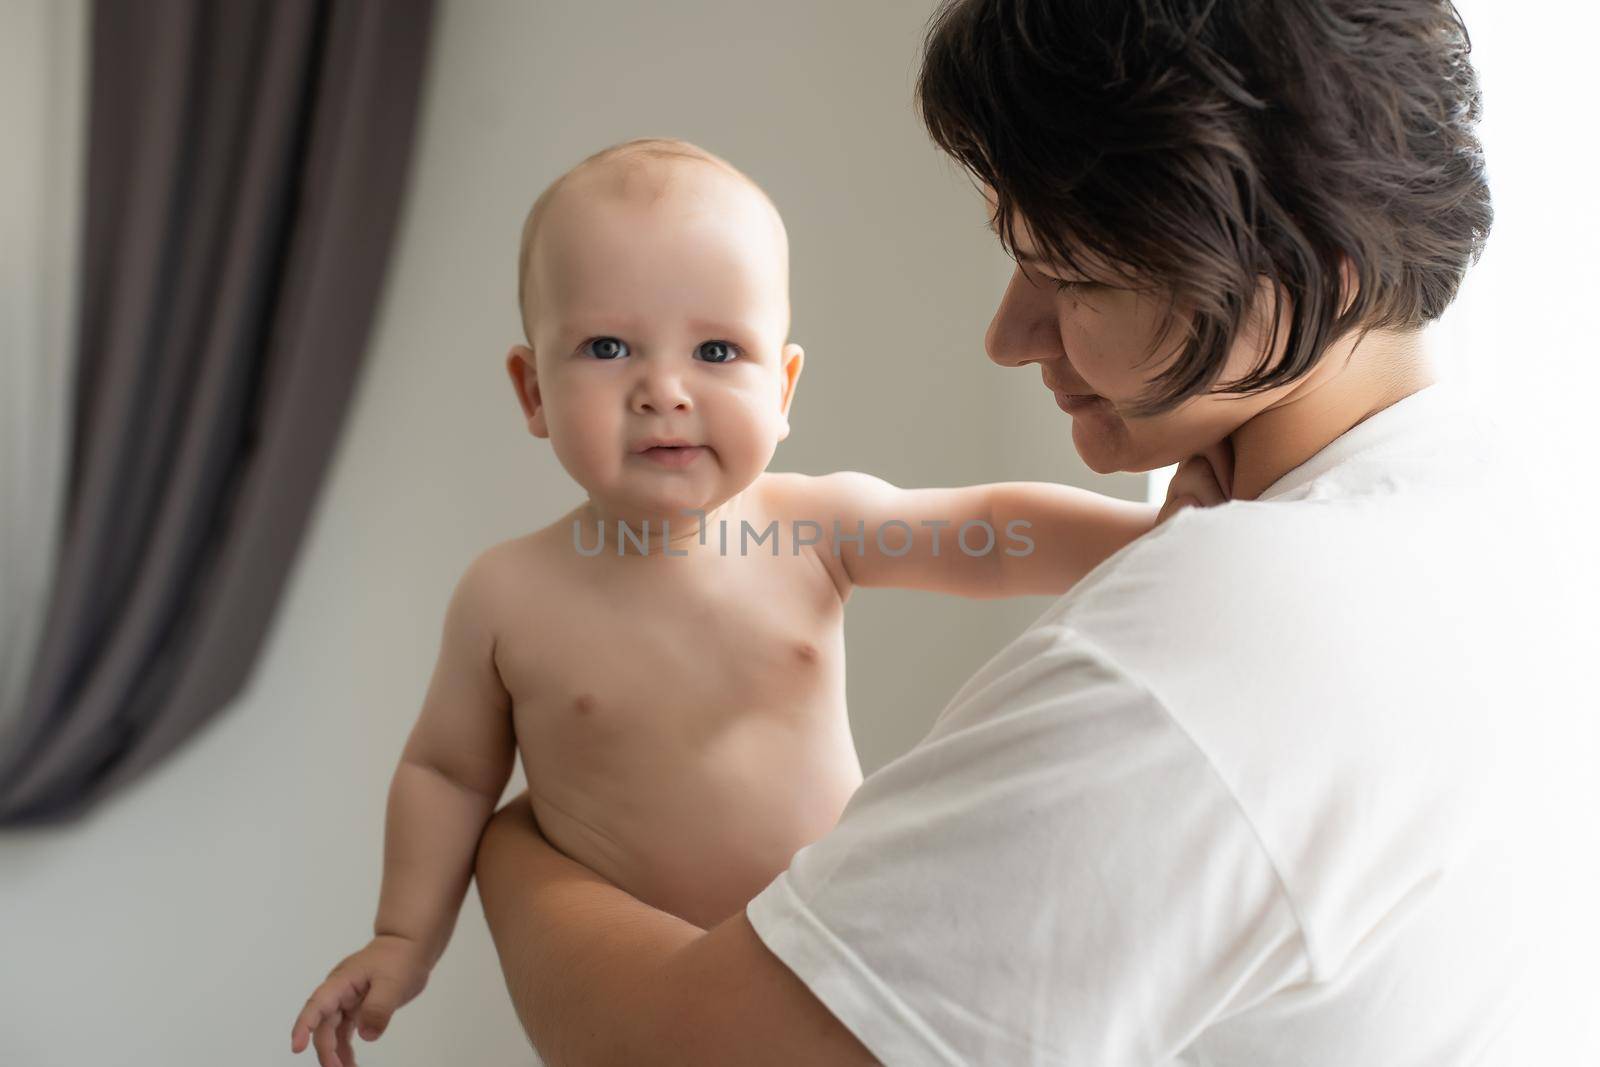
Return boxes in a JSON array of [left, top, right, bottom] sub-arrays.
[[573, 693, 596, 715], [794, 642, 819, 665]]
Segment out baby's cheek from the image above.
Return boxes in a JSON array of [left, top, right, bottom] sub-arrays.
[[716, 413, 781, 481], [549, 417, 616, 482]]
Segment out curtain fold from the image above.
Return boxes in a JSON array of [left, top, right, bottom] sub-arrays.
[[0, 0, 436, 826]]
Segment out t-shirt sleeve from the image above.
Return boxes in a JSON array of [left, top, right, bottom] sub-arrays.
[[745, 623, 1309, 1066]]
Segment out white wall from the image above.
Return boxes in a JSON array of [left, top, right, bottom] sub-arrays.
[[1427, 0, 1599, 506], [1, 2, 1122, 1064]]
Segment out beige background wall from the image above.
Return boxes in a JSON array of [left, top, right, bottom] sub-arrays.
[[0, 2, 1147, 1064]]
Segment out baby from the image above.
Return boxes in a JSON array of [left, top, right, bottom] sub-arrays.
[[290, 138, 1207, 1063]]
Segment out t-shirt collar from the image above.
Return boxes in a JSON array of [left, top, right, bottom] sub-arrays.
[[1255, 383, 1458, 501]]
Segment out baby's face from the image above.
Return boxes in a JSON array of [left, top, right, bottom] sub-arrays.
[[511, 169, 802, 520]]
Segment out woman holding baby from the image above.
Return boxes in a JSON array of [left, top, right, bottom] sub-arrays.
[[432, 1, 1575, 1063]]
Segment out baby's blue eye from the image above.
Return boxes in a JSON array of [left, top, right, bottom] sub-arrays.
[[697, 340, 738, 364], [586, 337, 629, 360]]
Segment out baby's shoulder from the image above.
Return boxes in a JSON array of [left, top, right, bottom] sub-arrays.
[[751, 469, 812, 509], [478, 521, 573, 584], [453, 524, 570, 618], [751, 469, 863, 524]]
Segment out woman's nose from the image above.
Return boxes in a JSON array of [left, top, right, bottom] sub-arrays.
[[985, 268, 1059, 369]]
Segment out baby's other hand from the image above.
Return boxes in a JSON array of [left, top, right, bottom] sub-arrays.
[[290, 934, 431, 1067], [1155, 437, 1234, 526]]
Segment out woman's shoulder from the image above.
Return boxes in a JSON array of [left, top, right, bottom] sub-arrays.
[[982, 493, 1538, 983], [1038, 497, 1331, 635], [1034, 488, 1515, 751]]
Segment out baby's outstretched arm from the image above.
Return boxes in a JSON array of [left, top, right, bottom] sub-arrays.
[[983, 480, 1160, 595], [291, 552, 516, 1066], [988, 432, 1235, 589], [785, 465, 1221, 600]]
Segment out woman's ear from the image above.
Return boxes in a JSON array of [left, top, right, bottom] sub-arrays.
[[506, 345, 549, 438], [1337, 255, 1360, 317], [775, 342, 804, 441]]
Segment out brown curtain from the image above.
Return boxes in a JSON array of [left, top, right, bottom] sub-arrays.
[[0, 0, 435, 825]]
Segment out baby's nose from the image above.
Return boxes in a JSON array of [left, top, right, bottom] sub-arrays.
[[630, 374, 692, 414]]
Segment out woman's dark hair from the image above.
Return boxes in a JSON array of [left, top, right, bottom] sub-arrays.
[[917, 0, 1492, 417]]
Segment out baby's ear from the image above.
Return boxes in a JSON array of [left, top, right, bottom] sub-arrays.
[[505, 345, 549, 438], [776, 342, 804, 441]]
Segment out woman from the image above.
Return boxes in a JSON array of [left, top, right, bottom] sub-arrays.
[[462, 1, 1575, 1063]]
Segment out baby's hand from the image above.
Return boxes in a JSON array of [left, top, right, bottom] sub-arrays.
[[290, 934, 431, 1067], [1155, 437, 1234, 526]]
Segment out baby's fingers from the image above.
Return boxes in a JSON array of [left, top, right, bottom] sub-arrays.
[[291, 973, 370, 1057], [1156, 459, 1218, 524], [314, 1004, 357, 1067], [1198, 435, 1235, 498], [1175, 455, 1227, 507], [312, 981, 366, 1067], [335, 1011, 358, 1067], [354, 974, 412, 1042], [312, 1010, 341, 1067]]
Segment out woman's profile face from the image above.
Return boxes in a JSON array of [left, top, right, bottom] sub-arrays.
[[982, 197, 1280, 475]]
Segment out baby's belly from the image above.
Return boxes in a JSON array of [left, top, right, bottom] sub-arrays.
[[523, 708, 862, 930]]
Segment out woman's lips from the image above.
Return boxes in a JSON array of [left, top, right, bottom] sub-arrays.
[[637, 445, 707, 468], [1054, 391, 1108, 414]]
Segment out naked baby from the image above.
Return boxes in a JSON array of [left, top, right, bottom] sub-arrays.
[[290, 137, 1219, 1065]]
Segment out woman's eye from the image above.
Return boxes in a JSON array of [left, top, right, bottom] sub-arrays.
[[585, 337, 629, 360], [1054, 278, 1091, 295], [696, 340, 738, 363]]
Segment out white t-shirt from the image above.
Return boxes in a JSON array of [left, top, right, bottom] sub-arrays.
[[746, 383, 1596, 1065]]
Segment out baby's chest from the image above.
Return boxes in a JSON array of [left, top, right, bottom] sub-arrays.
[[498, 550, 846, 759]]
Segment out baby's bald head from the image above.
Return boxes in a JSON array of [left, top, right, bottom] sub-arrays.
[[516, 138, 790, 345]]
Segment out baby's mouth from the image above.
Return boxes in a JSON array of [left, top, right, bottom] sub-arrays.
[[635, 444, 710, 467]]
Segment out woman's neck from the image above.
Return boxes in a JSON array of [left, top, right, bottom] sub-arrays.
[[1226, 328, 1438, 502]]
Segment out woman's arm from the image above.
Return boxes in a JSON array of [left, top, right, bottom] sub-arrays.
[[472, 793, 877, 1066], [472, 796, 695, 1063]]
